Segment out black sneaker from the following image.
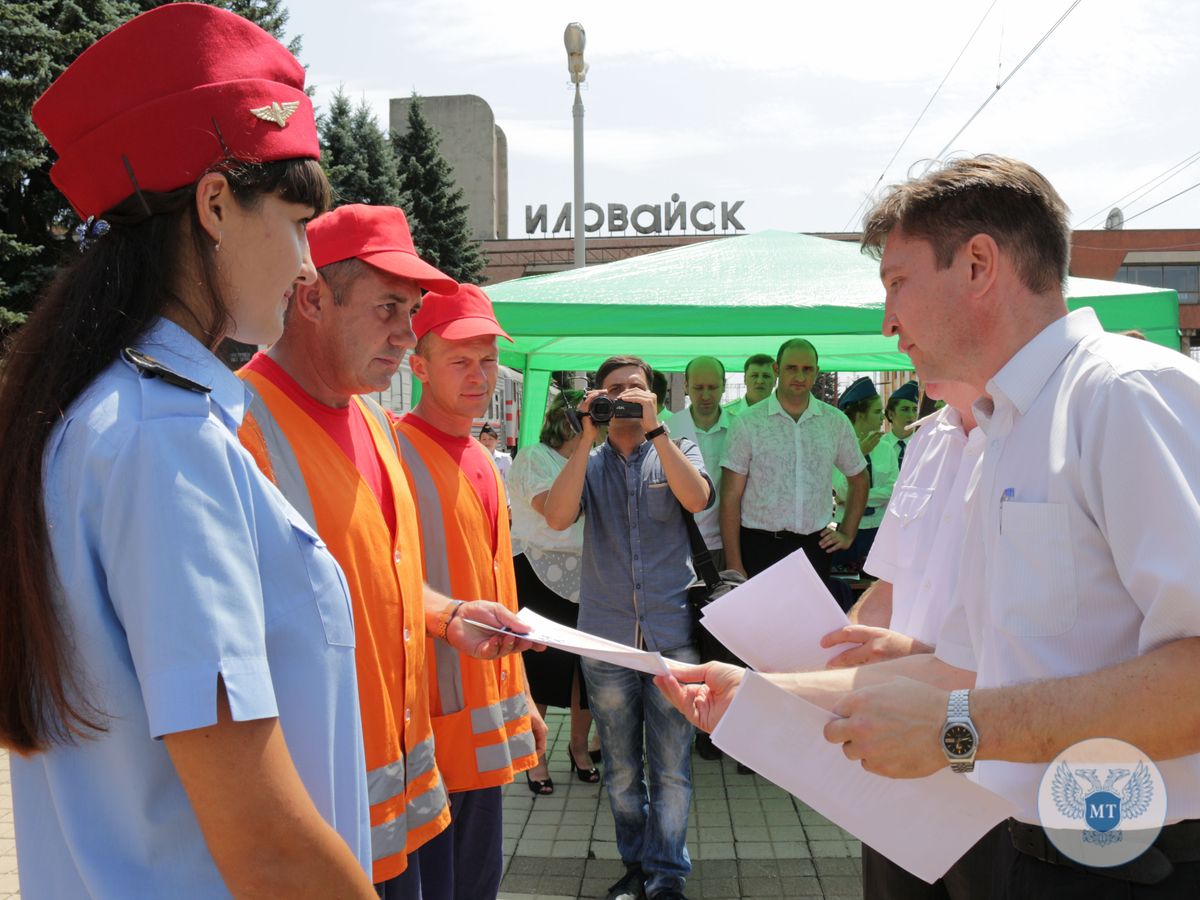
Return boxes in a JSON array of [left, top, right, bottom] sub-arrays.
[[695, 732, 723, 761], [606, 866, 646, 900]]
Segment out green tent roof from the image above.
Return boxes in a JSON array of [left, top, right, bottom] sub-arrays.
[[485, 230, 1179, 445]]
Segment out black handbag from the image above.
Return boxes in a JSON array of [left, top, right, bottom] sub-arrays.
[[683, 511, 747, 666]]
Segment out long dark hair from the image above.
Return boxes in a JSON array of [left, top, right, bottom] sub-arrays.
[[0, 158, 330, 754]]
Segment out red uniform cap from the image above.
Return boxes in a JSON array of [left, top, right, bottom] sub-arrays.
[[32, 3, 318, 218], [413, 284, 513, 343], [307, 205, 457, 294]]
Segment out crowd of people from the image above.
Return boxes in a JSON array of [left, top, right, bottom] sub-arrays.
[[3, 6, 1200, 900]]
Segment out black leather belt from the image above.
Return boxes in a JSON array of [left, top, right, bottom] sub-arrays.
[[1008, 817, 1200, 885], [742, 527, 806, 540]]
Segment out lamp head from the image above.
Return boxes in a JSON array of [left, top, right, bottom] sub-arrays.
[[564, 22, 587, 84]]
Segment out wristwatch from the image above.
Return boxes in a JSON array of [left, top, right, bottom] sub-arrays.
[[940, 689, 978, 773], [645, 423, 669, 441]]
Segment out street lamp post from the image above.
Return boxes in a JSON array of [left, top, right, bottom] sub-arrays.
[[564, 23, 587, 269]]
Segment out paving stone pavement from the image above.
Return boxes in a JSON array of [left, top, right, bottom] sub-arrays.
[[0, 711, 863, 899], [497, 710, 863, 899], [1, 752, 17, 900]]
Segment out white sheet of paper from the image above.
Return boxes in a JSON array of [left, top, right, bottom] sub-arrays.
[[699, 549, 853, 672], [712, 672, 1016, 883], [513, 608, 671, 676]]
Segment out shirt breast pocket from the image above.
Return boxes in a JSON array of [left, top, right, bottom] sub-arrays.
[[646, 481, 677, 522], [992, 501, 1078, 637], [884, 486, 935, 560], [279, 503, 356, 647]]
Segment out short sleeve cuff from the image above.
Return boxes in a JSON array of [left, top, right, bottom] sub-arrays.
[[143, 656, 277, 739], [842, 460, 868, 478], [934, 640, 977, 673]]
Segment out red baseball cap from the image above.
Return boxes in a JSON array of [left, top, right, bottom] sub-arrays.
[[33, 3, 318, 218], [413, 284, 513, 343], [307, 205, 457, 293]]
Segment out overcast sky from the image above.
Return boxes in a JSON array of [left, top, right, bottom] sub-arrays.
[[288, 0, 1200, 238]]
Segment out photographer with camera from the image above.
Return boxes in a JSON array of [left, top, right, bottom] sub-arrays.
[[545, 356, 712, 900]]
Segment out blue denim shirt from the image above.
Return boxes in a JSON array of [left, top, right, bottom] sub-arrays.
[[577, 438, 713, 652]]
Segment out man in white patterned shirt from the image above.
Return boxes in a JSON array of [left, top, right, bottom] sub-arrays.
[[719, 338, 868, 583]]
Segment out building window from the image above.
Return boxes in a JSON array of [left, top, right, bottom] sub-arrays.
[[1115, 264, 1200, 304]]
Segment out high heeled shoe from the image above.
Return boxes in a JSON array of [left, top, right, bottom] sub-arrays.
[[525, 769, 554, 795], [568, 746, 601, 783], [589, 747, 603, 764]]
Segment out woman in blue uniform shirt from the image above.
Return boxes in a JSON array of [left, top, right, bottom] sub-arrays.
[[0, 5, 375, 897]]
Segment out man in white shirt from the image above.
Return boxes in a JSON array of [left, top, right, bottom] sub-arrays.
[[660, 155, 1200, 897], [723, 353, 776, 418], [669, 356, 733, 570], [669, 355, 736, 764], [720, 338, 868, 584], [824, 380, 1001, 899]]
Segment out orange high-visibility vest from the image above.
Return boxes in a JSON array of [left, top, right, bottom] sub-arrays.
[[238, 370, 450, 883], [393, 418, 537, 793]]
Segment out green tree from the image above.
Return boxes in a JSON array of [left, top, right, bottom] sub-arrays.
[[318, 89, 405, 208], [392, 94, 486, 285], [0, 0, 303, 332]]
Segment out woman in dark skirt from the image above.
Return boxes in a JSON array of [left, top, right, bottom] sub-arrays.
[[509, 391, 599, 793]]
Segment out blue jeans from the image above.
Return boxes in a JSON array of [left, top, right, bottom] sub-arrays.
[[582, 644, 699, 897]]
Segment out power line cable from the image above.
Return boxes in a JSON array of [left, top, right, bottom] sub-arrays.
[[1074, 148, 1200, 228], [926, 0, 1086, 166], [840, 0, 1001, 232], [1121, 177, 1200, 226]]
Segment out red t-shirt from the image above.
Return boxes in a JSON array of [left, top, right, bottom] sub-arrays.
[[243, 353, 397, 534], [401, 411, 499, 550]]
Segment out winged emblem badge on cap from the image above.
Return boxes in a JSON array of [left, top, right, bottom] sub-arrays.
[[250, 101, 300, 128]]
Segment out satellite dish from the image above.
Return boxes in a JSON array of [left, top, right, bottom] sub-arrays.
[[1105, 207, 1125, 230]]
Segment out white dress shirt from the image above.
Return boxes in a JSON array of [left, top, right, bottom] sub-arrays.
[[833, 433, 899, 531], [865, 406, 984, 646], [878, 429, 911, 471], [722, 392, 866, 535], [670, 406, 734, 549], [933, 308, 1200, 824]]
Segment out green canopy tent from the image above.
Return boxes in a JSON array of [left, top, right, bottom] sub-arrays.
[[484, 231, 1179, 448]]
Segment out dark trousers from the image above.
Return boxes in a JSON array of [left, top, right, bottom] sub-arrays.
[[740, 526, 832, 583], [863, 822, 1005, 899], [993, 826, 1200, 899], [415, 786, 503, 900], [376, 856, 424, 900]]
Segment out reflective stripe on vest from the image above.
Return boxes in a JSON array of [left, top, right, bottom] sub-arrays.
[[477, 729, 538, 774], [368, 735, 447, 861], [393, 427, 466, 714], [243, 381, 319, 529], [470, 692, 530, 735]]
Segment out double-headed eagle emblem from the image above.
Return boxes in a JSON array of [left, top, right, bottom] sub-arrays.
[[1052, 761, 1154, 846], [250, 101, 300, 129]]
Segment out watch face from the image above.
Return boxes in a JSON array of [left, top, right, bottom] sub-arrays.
[[943, 724, 975, 758]]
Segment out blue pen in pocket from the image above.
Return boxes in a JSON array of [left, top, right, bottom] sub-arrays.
[[999, 487, 1015, 533]]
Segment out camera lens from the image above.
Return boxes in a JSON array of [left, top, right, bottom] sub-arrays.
[[589, 395, 614, 423]]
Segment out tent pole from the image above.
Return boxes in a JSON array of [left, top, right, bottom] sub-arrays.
[[519, 368, 552, 451]]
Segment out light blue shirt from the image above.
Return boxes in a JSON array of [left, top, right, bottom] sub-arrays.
[[12, 318, 370, 898]]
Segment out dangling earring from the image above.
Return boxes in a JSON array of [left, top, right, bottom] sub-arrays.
[[215, 233, 223, 252]]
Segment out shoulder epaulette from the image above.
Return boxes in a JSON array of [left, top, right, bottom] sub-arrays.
[[121, 347, 211, 394]]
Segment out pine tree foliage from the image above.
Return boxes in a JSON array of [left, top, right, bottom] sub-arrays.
[[0, 0, 303, 332], [392, 95, 486, 285], [318, 89, 406, 208]]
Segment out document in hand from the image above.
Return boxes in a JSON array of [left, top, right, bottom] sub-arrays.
[[712, 672, 1017, 883], [512, 608, 672, 676], [698, 549, 855, 671]]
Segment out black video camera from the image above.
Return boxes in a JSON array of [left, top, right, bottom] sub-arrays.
[[565, 395, 644, 433]]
